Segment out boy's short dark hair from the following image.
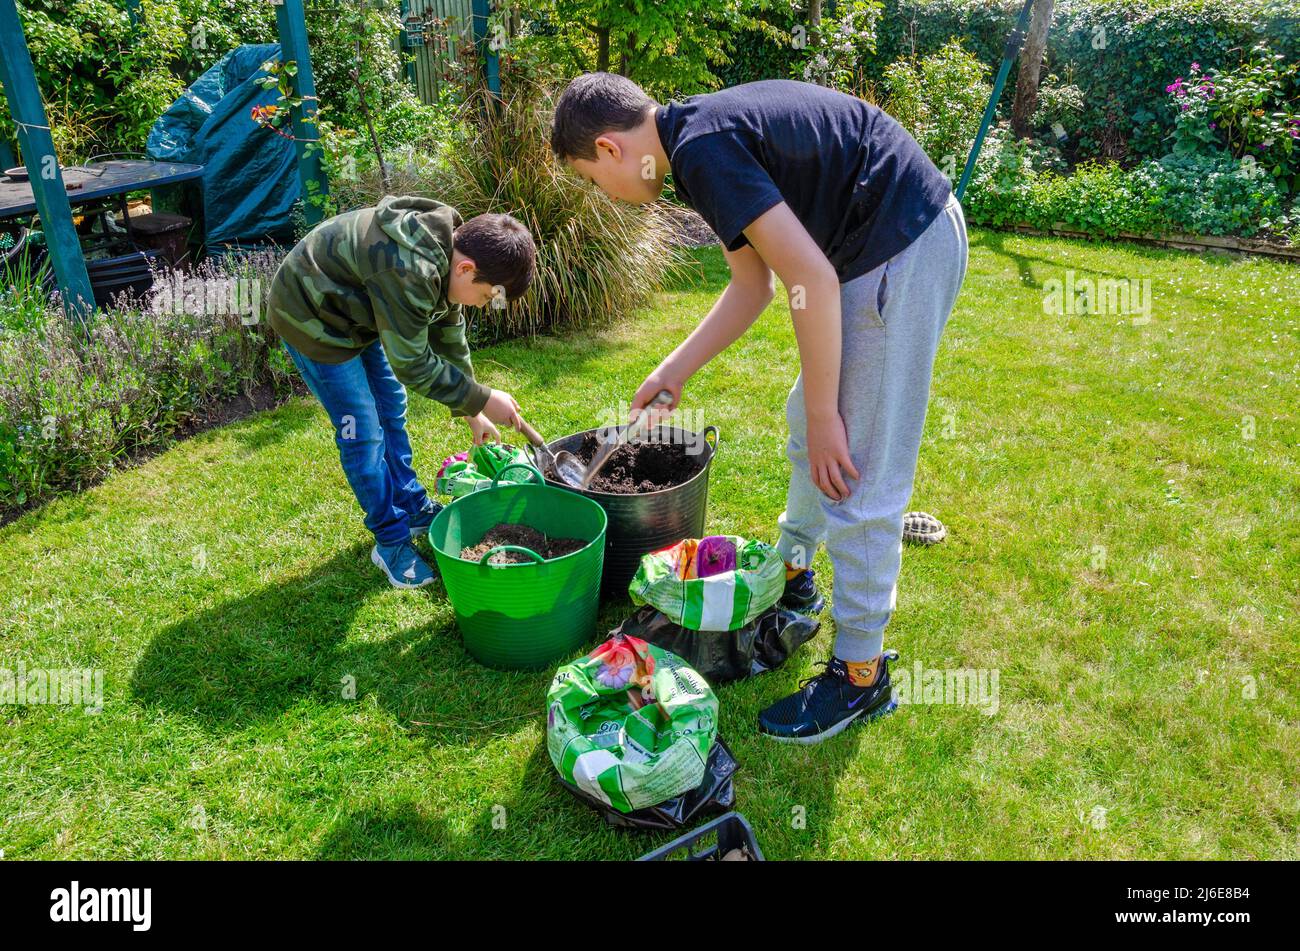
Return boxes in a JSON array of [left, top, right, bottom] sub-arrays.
[[551, 72, 657, 162], [453, 213, 536, 301]]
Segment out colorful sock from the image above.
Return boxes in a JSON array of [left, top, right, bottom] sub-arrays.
[[784, 560, 804, 581], [842, 655, 882, 687]]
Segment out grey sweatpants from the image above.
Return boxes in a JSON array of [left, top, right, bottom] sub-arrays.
[[776, 193, 968, 662]]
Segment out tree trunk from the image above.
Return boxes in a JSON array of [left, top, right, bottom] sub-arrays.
[[809, 0, 822, 47], [1011, 0, 1055, 139], [596, 26, 610, 72], [619, 31, 636, 78]]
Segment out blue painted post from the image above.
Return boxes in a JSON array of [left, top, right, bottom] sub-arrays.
[[0, 0, 94, 320], [274, 0, 329, 226], [472, 0, 501, 98], [125, 0, 141, 27], [398, 0, 418, 89]]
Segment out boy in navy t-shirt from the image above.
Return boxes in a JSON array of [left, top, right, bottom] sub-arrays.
[[552, 74, 968, 744]]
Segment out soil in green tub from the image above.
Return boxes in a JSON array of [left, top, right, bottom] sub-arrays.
[[460, 523, 589, 564]]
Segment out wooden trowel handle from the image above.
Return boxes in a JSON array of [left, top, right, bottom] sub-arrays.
[[515, 417, 545, 448]]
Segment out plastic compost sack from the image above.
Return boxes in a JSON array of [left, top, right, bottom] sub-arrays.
[[629, 535, 786, 631], [613, 603, 819, 684], [559, 738, 737, 831], [547, 634, 718, 815], [434, 442, 537, 498]]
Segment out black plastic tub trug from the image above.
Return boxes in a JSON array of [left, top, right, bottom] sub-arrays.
[[532, 424, 718, 597]]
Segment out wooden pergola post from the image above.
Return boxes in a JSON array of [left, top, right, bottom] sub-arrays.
[[0, 0, 94, 320], [274, 0, 329, 226]]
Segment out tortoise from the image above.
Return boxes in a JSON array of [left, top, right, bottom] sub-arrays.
[[902, 511, 947, 545]]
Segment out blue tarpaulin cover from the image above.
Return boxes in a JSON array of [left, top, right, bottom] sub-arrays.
[[146, 43, 299, 249]]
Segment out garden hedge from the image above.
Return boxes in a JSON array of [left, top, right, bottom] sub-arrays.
[[720, 0, 1300, 163]]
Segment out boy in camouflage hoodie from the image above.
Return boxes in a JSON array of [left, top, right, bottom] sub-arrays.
[[268, 195, 536, 589]]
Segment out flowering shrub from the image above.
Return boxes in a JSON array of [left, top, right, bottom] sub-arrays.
[[0, 253, 292, 514], [1167, 45, 1300, 191], [799, 0, 884, 91]]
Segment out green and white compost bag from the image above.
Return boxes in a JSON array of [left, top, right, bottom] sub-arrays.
[[628, 535, 785, 631], [547, 633, 718, 813], [434, 442, 537, 498]]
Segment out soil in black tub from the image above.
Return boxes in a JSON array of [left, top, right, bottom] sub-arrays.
[[550, 434, 703, 494], [461, 523, 589, 564]]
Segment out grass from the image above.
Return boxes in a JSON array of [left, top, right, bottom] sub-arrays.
[[1, 230, 1297, 859]]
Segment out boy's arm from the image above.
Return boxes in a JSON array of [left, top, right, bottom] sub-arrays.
[[631, 241, 774, 409], [744, 203, 859, 501], [428, 311, 479, 419], [635, 202, 858, 501], [367, 270, 492, 418]]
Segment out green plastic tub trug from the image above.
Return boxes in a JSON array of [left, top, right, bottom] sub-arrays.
[[428, 464, 607, 670]]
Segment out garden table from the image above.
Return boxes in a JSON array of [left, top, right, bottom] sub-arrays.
[[0, 158, 203, 245]]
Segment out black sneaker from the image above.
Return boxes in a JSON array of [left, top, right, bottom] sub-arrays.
[[757, 650, 899, 744], [781, 568, 825, 615]]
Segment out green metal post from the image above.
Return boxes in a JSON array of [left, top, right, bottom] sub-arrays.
[[0, 0, 94, 320], [956, 0, 1036, 201], [274, 0, 329, 226]]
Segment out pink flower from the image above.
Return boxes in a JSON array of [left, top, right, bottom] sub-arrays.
[[1190, 62, 1201, 73]]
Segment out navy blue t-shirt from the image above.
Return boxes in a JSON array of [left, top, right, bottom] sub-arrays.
[[656, 80, 952, 281]]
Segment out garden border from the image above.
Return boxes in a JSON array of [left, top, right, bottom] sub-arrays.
[[1001, 223, 1300, 261]]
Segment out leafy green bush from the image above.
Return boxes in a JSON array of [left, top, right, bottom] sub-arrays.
[[13, 0, 188, 158], [1132, 153, 1286, 235], [883, 40, 991, 175], [965, 139, 1286, 239], [799, 1, 884, 91], [0, 254, 291, 514]]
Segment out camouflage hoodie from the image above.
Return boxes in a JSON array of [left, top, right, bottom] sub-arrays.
[[267, 196, 491, 417]]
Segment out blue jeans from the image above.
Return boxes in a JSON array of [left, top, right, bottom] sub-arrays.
[[282, 340, 431, 547]]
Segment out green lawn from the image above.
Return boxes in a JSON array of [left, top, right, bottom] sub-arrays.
[[2, 230, 1297, 860]]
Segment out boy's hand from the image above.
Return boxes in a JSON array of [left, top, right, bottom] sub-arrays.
[[466, 413, 500, 445], [630, 372, 683, 422], [482, 389, 523, 431], [806, 409, 860, 502]]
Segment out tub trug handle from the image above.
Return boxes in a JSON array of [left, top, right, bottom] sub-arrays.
[[478, 545, 545, 566], [491, 462, 544, 488]]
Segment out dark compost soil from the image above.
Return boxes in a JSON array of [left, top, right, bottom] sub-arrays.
[[460, 523, 589, 564], [547, 433, 703, 494]]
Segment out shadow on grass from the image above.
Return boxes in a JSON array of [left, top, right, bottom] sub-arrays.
[[972, 228, 1253, 310], [128, 540, 641, 742], [315, 728, 655, 860], [315, 799, 460, 860]]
